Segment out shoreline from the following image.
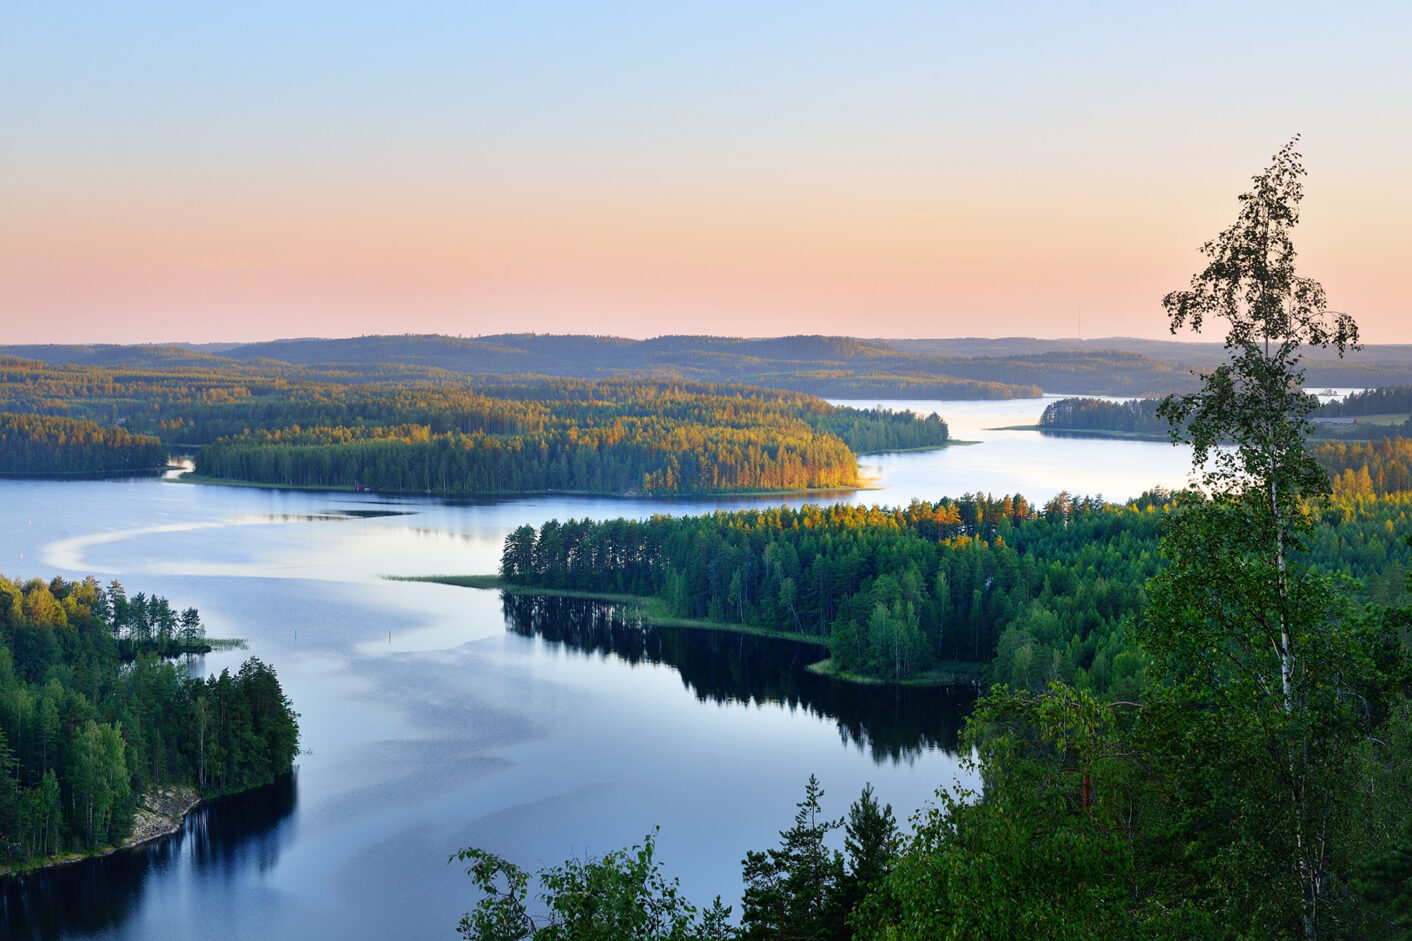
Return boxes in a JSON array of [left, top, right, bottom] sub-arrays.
[[0, 785, 201, 878], [0, 466, 171, 481], [175, 472, 875, 500], [989, 424, 1173, 442], [391, 575, 984, 687]]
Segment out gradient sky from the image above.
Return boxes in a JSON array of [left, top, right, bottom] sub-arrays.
[[2, 2, 1408, 344]]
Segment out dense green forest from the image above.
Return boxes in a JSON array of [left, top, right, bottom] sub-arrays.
[[0, 575, 299, 868], [1037, 396, 1167, 436], [1319, 384, 1412, 418], [1040, 389, 1412, 442], [0, 413, 166, 477], [0, 358, 949, 494], [500, 491, 1412, 688], [189, 382, 948, 495]]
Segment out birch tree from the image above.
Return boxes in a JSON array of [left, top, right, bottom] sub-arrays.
[[1147, 137, 1362, 939]]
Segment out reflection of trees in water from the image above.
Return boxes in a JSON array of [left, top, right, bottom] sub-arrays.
[[0, 773, 296, 940], [502, 594, 976, 763]]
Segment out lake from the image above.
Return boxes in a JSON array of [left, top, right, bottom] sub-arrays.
[[0, 396, 1194, 939]]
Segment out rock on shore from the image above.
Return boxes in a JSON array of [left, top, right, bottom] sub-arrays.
[[127, 785, 201, 848]]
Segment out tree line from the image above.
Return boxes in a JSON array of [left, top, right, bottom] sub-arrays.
[[1315, 437, 1412, 497], [189, 383, 948, 496], [1038, 396, 1168, 435], [0, 357, 953, 450], [1042, 390, 1412, 444], [1319, 384, 1412, 418], [500, 491, 1410, 688], [0, 360, 951, 494], [0, 575, 299, 867], [0, 413, 165, 477]]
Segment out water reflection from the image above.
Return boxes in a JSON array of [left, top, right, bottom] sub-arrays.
[[0, 774, 297, 940], [502, 594, 978, 763]]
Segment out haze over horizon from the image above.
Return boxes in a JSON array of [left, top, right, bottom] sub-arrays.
[[4, 3, 1409, 345]]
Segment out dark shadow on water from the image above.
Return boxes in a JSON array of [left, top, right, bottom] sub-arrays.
[[0, 772, 297, 940], [502, 594, 977, 763]]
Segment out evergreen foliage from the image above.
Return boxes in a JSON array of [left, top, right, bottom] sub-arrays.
[[0, 574, 299, 866], [501, 492, 1410, 685], [1038, 396, 1168, 435], [0, 413, 165, 477], [1319, 384, 1412, 419], [0, 358, 952, 493]]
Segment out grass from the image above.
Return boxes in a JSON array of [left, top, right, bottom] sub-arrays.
[[806, 657, 984, 686], [389, 574, 973, 685], [205, 637, 248, 651]]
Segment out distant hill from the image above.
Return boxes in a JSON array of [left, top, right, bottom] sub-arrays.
[[7, 334, 1412, 397], [880, 337, 1412, 390], [0, 344, 237, 369]]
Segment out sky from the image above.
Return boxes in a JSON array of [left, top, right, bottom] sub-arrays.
[[2, 2, 1409, 345]]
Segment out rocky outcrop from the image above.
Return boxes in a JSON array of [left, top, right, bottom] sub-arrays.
[[126, 785, 201, 848]]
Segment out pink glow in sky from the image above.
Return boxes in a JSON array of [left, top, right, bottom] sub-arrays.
[[2, 3, 1409, 344]]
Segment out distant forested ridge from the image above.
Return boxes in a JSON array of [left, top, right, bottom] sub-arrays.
[[0, 412, 166, 477], [0, 335, 1043, 400], [499, 492, 1412, 686], [8, 334, 1412, 398], [884, 337, 1412, 392], [0, 575, 299, 868]]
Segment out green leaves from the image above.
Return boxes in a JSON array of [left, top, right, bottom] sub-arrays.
[[453, 830, 732, 941]]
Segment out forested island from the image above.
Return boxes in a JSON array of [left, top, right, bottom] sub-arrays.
[[1035, 395, 1170, 439], [0, 575, 299, 872]]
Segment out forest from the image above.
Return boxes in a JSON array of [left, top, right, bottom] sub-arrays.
[[0, 359, 950, 494], [1040, 390, 1412, 442], [1319, 383, 1412, 418], [0, 575, 300, 868], [1037, 396, 1168, 437], [0, 413, 166, 477], [189, 382, 948, 495], [499, 488, 1412, 689]]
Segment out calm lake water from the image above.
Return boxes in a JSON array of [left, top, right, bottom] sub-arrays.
[[0, 397, 1194, 939]]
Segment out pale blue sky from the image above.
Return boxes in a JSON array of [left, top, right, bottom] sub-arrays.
[[3, 2, 1408, 342]]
